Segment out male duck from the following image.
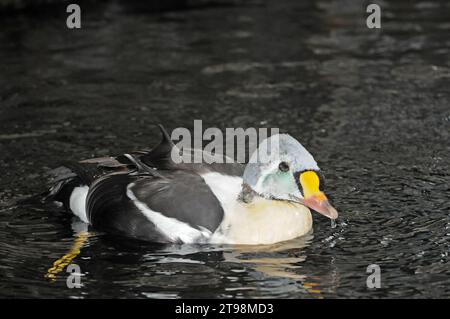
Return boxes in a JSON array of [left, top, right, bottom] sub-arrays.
[[47, 125, 338, 245]]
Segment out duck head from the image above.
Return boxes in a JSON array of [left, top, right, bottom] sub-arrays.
[[242, 134, 338, 220]]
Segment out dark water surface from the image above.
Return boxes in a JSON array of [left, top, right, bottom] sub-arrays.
[[0, 0, 449, 298]]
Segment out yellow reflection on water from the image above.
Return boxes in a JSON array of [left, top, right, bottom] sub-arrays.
[[45, 231, 90, 281]]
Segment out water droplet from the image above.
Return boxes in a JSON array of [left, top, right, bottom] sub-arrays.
[[330, 219, 337, 228]]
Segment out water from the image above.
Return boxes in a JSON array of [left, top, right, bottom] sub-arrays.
[[0, 0, 449, 298]]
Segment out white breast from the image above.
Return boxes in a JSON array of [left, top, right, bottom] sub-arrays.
[[201, 172, 313, 245]]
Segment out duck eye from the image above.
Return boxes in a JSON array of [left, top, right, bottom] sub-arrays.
[[278, 161, 290, 172]]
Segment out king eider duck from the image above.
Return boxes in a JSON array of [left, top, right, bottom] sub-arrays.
[[46, 125, 338, 245]]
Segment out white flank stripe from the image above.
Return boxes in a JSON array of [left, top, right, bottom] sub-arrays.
[[126, 183, 211, 243], [69, 186, 89, 223]]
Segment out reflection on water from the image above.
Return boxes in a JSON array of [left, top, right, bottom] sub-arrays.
[[0, 0, 449, 298], [45, 230, 90, 281]]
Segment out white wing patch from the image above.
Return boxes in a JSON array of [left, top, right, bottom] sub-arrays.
[[126, 183, 211, 243], [69, 185, 89, 223]]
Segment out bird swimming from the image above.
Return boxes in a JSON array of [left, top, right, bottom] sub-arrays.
[[46, 125, 338, 245]]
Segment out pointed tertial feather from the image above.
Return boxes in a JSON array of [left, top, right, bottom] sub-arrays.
[[140, 124, 177, 169], [157, 124, 175, 148], [123, 154, 164, 178]]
